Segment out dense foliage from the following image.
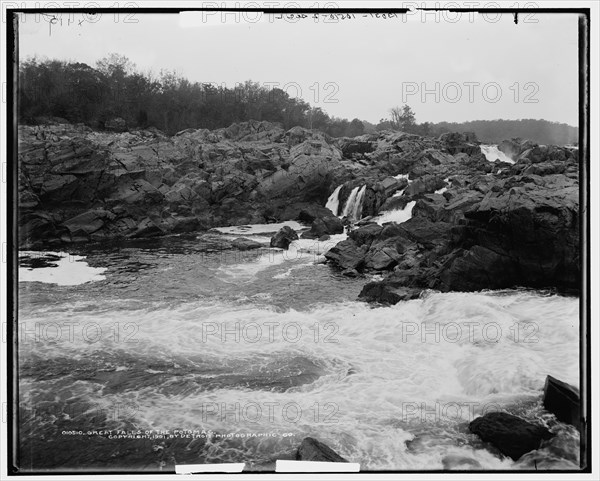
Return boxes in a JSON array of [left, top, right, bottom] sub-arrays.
[[19, 54, 578, 145]]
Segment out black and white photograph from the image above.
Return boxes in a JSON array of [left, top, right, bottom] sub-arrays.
[[1, 1, 598, 478]]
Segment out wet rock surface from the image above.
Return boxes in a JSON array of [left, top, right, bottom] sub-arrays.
[[469, 412, 553, 461]]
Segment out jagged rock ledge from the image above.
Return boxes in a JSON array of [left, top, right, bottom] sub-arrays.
[[325, 136, 579, 301]]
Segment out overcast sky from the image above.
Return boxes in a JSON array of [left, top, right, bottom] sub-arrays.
[[18, 8, 580, 126]]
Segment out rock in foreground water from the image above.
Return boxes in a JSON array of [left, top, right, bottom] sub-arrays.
[[296, 437, 348, 462], [270, 226, 299, 249], [543, 375, 581, 428], [469, 412, 553, 461]]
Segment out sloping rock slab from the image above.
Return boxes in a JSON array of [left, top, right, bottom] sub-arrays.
[[296, 437, 348, 462]]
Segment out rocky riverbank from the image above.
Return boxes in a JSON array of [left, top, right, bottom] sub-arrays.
[[18, 120, 579, 300], [324, 136, 579, 302]]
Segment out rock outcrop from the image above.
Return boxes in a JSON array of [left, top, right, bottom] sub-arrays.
[[270, 226, 299, 249], [324, 135, 579, 302]]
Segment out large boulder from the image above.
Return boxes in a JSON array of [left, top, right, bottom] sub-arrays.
[[469, 412, 553, 461], [231, 237, 264, 251], [348, 223, 383, 247], [324, 239, 368, 270], [256, 139, 345, 205], [131, 217, 164, 238], [358, 281, 422, 304], [62, 209, 116, 236], [270, 226, 299, 249], [439, 131, 480, 156], [543, 375, 581, 428], [297, 204, 336, 223]]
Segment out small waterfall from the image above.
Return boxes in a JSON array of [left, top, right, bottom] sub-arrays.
[[480, 145, 515, 164], [435, 177, 450, 195], [341, 185, 366, 222], [325, 185, 343, 216], [352, 185, 367, 221]]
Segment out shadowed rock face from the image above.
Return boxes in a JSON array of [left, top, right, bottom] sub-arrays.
[[296, 437, 348, 462], [18, 121, 348, 248], [469, 412, 553, 461], [543, 375, 581, 429], [270, 226, 299, 249]]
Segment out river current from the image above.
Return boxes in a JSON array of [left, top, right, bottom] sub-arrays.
[[17, 221, 580, 472]]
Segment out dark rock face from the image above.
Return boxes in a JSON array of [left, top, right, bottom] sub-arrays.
[[270, 226, 299, 249], [296, 437, 348, 462], [498, 138, 535, 161], [301, 216, 344, 239], [17, 121, 349, 248], [439, 131, 480, 156], [324, 239, 368, 270], [543, 375, 581, 428], [358, 282, 422, 304], [469, 412, 553, 461]]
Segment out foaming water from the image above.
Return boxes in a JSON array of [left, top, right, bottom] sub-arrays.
[[375, 201, 416, 225], [480, 145, 515, 164], [17, 228, 580, 471], [212, 221, 304, 236], [342, 185, 367, 222], [325, 185, 343, 216], [19, 251, 107, 285]]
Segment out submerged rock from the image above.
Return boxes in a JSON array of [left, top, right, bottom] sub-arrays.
[[441, 454, 482, 470], [270, 226, 299, 249], [296, 437, 348, 462], [231, 237, 264, 250], [469, 412, 553, 461], [543, 375, 581, 429], [358, 282, 422, 304]]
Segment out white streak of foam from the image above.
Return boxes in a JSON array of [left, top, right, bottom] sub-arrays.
[[212, 221, 304, 236], [19, 251, 107, 285], [374, 201, 416, 225], [480, 145, 515, 164], [325, 185, 343, 216]]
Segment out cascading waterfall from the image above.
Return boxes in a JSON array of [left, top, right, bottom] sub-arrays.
[[341, 185, 366, 222], [480, 145, 515, 164], [352, 185, 367, 221], [341, 186, 360, 218], [325, 185, 343, 216]]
